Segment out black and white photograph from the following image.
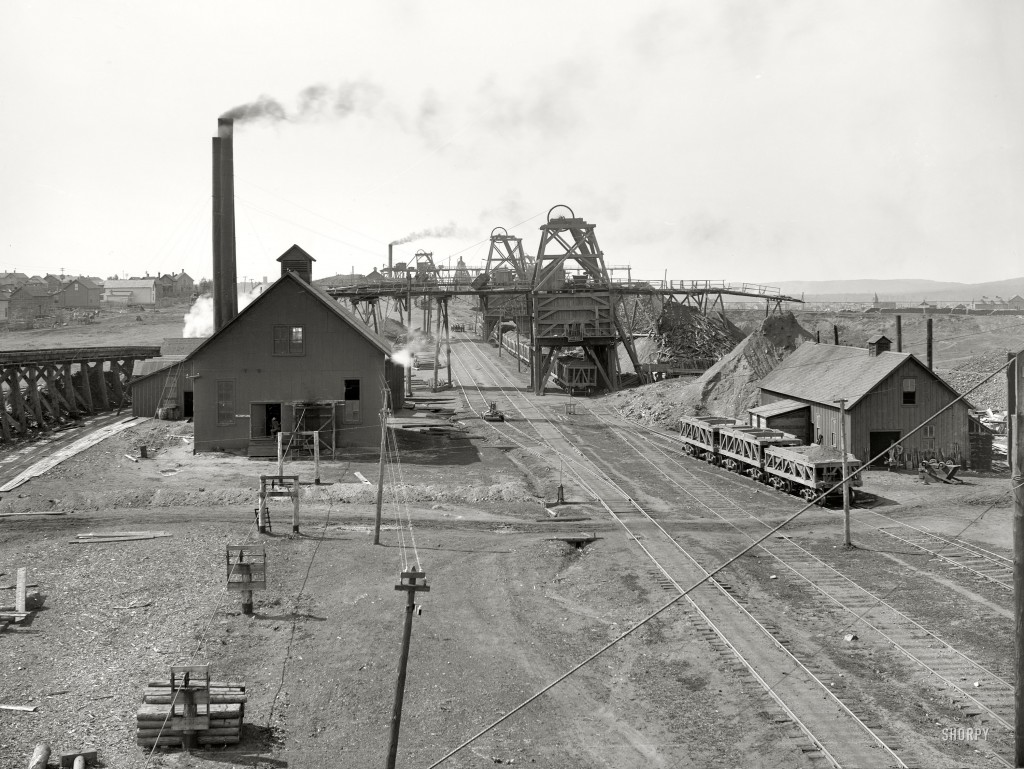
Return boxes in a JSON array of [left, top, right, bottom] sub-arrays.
[[1, 2, 1022, 767]]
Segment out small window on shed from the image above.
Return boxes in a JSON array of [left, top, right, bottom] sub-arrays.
[[902, 377, 916, 405], [273, 325, 305, 356], [924, 424, 936, 438]]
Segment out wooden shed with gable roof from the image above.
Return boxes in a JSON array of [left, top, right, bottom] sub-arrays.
[[131, 246, 404, 456], [756, 335, 972, 468]]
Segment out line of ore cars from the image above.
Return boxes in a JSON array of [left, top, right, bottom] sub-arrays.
[[677, 415, 863, 505]]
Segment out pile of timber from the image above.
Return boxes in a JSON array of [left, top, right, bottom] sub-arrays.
[[136, 679, 246, 749]]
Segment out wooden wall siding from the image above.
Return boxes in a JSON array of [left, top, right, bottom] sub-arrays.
[[761, 356, 969, 466], [189, 285, 387, 452], [131, 362, 192, 418], [758, 411, 810, 444], [532, 292, 614, 341]]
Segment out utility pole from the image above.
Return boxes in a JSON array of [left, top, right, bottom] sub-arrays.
[[374, 404, 388, 545], [1012, 352, 1024, 767], [835, 398, 851, 547], [386, 570, 430, 769]]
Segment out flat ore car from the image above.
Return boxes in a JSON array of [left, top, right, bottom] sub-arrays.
[[678, 415, 863, 503]]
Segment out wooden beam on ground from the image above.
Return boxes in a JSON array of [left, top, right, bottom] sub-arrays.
[[0, 417, 147, 492]]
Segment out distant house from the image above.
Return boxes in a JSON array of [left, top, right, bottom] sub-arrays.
[[0, 287, 11, 320], [156, 274, 176, 299], [59, 278, 103, 309], [0, 272, 29, 288], [43, 274, 65, 290], [9, 284, 58, 320], [756, 335, 974, 468], [103, 279, 157, 306], [173, 271, 194, 297]]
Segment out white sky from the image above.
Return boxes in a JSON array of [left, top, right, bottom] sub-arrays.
[[1, 1, 1021, 285]]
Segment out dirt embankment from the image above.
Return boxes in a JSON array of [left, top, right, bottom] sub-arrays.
[[610, 312, 813, 428]]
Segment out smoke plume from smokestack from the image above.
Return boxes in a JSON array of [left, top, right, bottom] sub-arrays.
[[222, 80, 384, 125], [389, 222, 464, 246]]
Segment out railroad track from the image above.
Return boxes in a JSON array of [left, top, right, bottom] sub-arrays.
[[445, 335, 912, 768], [616, 420, 1015, 592], [582, 406, 1014, 765]]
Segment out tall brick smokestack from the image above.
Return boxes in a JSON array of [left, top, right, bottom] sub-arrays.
[[212, 118, 238, 331]]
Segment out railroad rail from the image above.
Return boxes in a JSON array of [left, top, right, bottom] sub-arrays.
[[444, 333, 911, 767], [591, 414, 1014, 765]]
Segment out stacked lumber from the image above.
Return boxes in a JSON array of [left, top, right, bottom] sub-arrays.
[[135, 680, 246, 748]]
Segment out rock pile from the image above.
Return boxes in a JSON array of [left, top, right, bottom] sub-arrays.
[[610, 312, 814, 428]]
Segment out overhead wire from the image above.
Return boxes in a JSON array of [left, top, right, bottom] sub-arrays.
[[424, 333, 1019, 766]]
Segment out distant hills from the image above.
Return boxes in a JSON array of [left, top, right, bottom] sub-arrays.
[[770, 277, 1024, 303]]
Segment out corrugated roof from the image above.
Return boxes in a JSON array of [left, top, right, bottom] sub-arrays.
[[758, 343, 954, 408], [749, 399, 808, 418]]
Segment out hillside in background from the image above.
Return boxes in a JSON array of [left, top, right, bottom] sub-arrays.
[[770, 276, 1024, 303]]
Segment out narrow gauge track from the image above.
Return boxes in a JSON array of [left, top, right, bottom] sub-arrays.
[[445, 335, 908, 769], [581, 406, 1015, 765], [630, 420, 1014, 591], [615, 418, 1014, 592]]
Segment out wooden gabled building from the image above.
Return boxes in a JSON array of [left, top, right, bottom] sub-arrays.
[[756, 335, 973, 468], [131, 246, 404, 456]]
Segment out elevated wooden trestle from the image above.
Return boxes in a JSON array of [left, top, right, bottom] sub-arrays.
[[326, 207, 801, 394], [0, 346, 160, 442]]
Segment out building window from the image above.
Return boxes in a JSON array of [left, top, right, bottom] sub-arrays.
[[273, 325, 305, 356], [924, 424, 936, 438], [217, 380, 236, 425], [902, 377, 916, 405], [343, 378, 361, 424]]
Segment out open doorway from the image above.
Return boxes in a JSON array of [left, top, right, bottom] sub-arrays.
[[250, 402, 282, 439]]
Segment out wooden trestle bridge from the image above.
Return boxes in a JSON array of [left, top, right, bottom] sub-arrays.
[[0, 346, 160, 442], [326, 208, 801, 394]]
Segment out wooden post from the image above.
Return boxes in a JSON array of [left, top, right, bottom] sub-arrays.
[[28, 743, 50, 769], [1012, 352, 1024, 767], [291, 478, 300, 534], [374, 407, 387, 545], [277, 431, 284, 476], [833, 324, 839, 345], [238, 553, 253, 615], [927, 317, 933, 371], [896, 314, 902, 352], [257, 478, 269, 534], [16, 567, 26, 614], [835, 398, 851, 547], [444, 299, 452, 387], [313, 430, 321, 485], [385, 571, 430, 769]]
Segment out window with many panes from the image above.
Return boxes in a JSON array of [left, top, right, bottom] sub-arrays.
[[273, 325, 305, 356], [902, 377, 916, 405], [217, 380, 235, 425], [343, 378, 361, 424]]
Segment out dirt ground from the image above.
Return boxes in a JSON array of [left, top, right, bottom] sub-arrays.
[[0, 301, 1018, 768]]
